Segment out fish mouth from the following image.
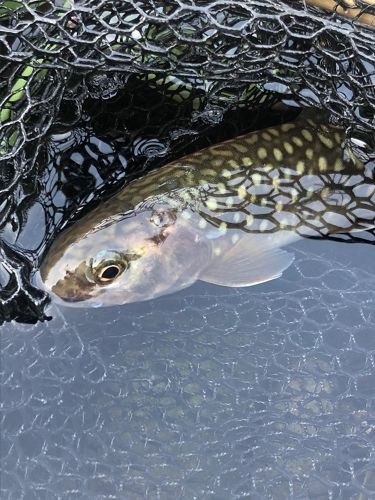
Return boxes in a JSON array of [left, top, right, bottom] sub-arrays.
[[50, 275, 96, 304], [33, 270, 89, 307], [34, 269, 142, 308], [48, 288, 144, 308], [35, 261, 98, 305], [52, 292, 92, 303]]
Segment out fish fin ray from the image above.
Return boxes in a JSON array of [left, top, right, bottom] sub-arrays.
[[199, 238, 294, 287]]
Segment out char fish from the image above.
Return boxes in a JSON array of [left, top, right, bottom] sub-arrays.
[[39, 113, 373, 307]]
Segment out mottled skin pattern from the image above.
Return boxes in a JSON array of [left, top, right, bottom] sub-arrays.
[[40, 113, 367, 307]]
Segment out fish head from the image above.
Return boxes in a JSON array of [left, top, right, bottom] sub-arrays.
[[39, 206, 210, 307]]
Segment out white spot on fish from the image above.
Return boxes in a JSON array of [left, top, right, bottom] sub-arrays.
[[181, 191, 192, 202], [222, 169, 232, 178], [217, 182, 226, 194], [292, 136, 303, 147], [318, 133, 333, 148], [206, 197, 218, 211], [233, 212, 241, 223], [334, 132, 342, 143], [318, 156, 328, 171], [306, 148, 314, 160], [301, 129, 313, 142], [257, 147, 267, 160], [201, 168, 216, 177], [198, 218, 207, 229], [219, 222, 227, 233], [261, 132, 272, 141], [214, 247, 222, 256], [268, 128, 279, 137], [217, 149, 234, 157], [181, 210, 191, 220], [251, 173, 262, 185], [246, 134, 259, 145], [334, 158, 343, 171], [246, 214, 254, 226], [185, 171, 195, 185], [291, 188, 299, 201], [281, 123, 295, 132], [212, 158, 223, 167], [283, 142, 294, 154], [226, 197, 234, 207], [273, 148, 283, 162], [233, 143, 248, 153], [296, 161, 305, 174], [237, 185, 247, 200], [231, 233, 240, 244], [242, 157, 253, 167]]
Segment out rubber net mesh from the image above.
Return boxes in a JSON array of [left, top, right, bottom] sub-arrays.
[[1, 241, 375, 499], [1, 3, 375, 498], [0, 2, 374, 316]]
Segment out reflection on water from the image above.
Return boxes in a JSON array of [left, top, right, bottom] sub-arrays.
[[1, 238, 375, 499]]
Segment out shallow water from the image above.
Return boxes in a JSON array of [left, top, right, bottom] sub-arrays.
[[1, 237, 375, 499]]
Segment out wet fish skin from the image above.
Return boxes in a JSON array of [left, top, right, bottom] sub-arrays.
[[39, 113, 368, 307]]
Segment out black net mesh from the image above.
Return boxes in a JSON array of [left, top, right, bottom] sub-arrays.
[[1, 3, 375, 498], [1, 240, 375, 499], [0, 1, 374, 319]]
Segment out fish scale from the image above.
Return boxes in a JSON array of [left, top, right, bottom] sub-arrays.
[[39, 112, 373, 307]]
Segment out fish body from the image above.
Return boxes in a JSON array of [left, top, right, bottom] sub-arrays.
[[39, 113, 371, 307]]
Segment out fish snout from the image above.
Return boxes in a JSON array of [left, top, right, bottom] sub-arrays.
[[51, 274, 95, 303], [36, 261, 97, 305]]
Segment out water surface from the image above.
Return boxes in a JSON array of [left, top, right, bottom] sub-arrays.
[[1, 237, 375, 499]]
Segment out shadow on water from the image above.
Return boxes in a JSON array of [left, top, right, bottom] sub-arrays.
[[1, 237, 375, 499]]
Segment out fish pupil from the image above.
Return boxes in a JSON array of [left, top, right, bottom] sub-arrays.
[[100, 265, 121, 281]]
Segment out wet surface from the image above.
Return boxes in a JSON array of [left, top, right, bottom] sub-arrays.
[[1, 4, 375, 496], [1, 238, 375, 499]]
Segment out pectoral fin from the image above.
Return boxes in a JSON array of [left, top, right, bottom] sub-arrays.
[[199, 237, 294, 287]]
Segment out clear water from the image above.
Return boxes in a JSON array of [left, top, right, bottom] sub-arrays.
[[1, 237, 375, 499], [1, 98, 374, 498]]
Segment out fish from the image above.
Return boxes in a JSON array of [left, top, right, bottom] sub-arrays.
[[38, 111, 373, 307]]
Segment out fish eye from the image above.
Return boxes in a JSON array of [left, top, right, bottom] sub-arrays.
[[90, 250, 127, 285], [97, 264, 122, 283]]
